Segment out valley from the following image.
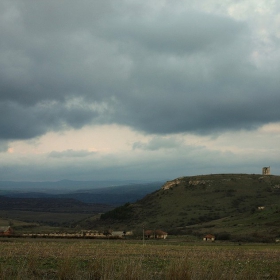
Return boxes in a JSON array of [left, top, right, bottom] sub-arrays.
[[1, 174, 280, 242]]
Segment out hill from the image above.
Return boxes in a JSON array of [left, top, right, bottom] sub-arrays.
[[95, 174, 280, 241]]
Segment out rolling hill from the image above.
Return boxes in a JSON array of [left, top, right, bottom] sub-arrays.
[[0, 181, 163, 230], [95, 174, 280, 241]]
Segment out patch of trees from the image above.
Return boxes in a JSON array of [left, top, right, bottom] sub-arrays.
[[100, 203, 132, 221], [216, 232, 231, 240]]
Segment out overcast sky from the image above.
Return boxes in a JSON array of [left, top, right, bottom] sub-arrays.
[[1, 0, 280, 182]]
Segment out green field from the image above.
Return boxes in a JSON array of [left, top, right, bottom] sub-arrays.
[[0, 238, 280, 279]]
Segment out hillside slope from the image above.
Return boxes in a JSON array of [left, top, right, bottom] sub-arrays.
[[97, 174, 280, 240]]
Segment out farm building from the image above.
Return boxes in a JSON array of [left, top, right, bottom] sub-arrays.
[[144, 229, 168, 239], [0, 226, 13, 236], [112, 231, 133, 237], [111, 231, 125, 238], [203, 234, 215, 241]]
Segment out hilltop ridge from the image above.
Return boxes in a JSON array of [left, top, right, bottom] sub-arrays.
[[96, 173, 280, 241]]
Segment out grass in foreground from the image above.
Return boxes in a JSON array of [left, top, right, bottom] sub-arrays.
[[0, 239, 280, 279]]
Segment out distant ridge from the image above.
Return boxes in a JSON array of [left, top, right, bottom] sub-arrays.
[[0, 181, 163, 205], [0, 179, 151, 193]]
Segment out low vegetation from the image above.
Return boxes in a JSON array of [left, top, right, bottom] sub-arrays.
[[0, 238, 280, 279], [100, 203, 132, 221], [2, 174, 280, 241], [92, 174, 280, 240]]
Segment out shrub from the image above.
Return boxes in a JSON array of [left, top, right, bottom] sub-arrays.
[[100, 203, 132, 221], [216, 232, 231, 241]]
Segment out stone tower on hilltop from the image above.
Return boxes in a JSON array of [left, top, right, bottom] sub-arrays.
[[262, 166, 271, 175]]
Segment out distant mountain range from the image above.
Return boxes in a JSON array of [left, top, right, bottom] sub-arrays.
[[0, 180, 164, 228], [0, 180, 164, 205], [0, 179, 154, 192]]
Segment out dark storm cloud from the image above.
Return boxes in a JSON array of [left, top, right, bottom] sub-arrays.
[[1, 0, 280, 140], [0, 100, 105, 140]]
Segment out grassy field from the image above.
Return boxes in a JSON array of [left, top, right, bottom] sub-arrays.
[[0, 238, 280, 279]]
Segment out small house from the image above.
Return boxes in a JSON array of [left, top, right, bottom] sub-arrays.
[[203, 234, 215, 241], [144, 229, 168, 239], [111, 231, 125, 238], [0, 226, 13, 236]]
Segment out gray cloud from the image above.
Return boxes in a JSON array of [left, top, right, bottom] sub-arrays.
[[1, 1, 280, 140], [100, 11, 245, 55], [133, 136, 183, 151], [0, 141, 8, 153], [49, 149, 96, 158], [0, 100, 107, 139]]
